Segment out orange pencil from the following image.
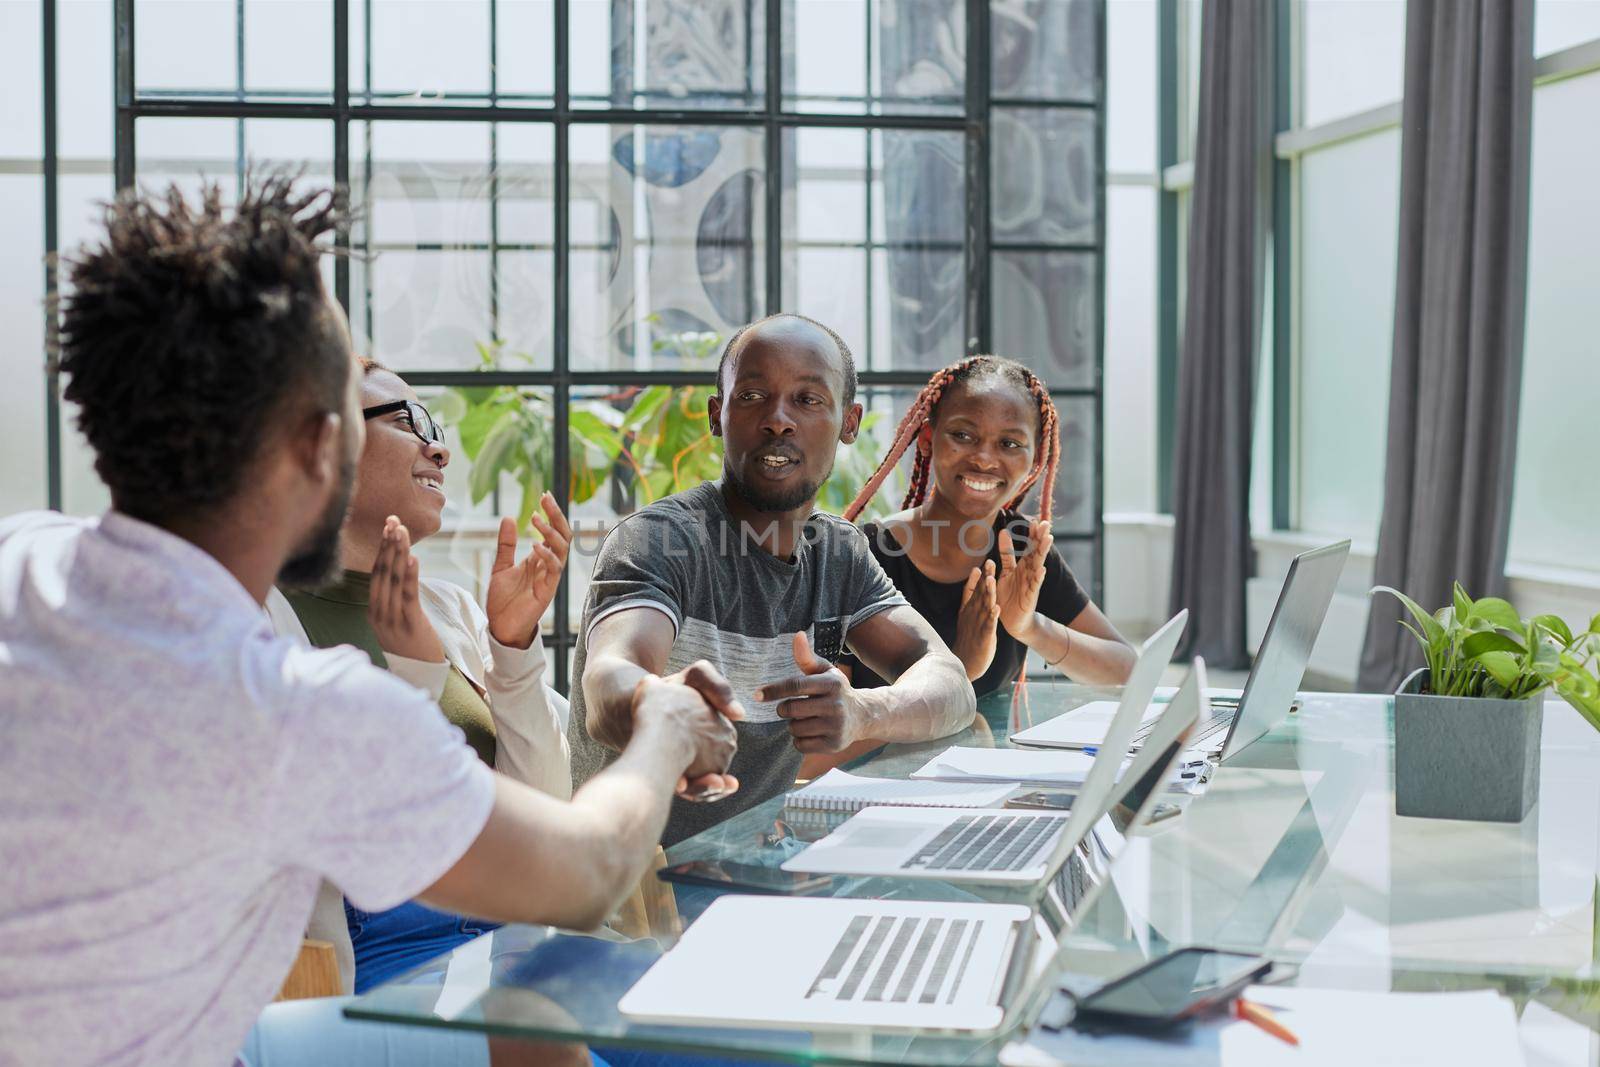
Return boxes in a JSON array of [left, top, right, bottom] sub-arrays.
[[1234, 997, 1299, 1047]]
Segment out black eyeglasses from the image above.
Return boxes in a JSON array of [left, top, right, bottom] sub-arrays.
[[362, 400, 444, 446]]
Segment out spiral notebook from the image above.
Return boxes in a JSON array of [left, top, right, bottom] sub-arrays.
[[783, 769, 1018, 814]]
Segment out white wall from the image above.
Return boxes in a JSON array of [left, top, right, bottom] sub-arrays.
[[1103, 515, 1600, 688]]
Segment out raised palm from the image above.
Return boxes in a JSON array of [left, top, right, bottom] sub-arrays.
[[485, 492, 572, 650], [995, 519, 1050, 638]]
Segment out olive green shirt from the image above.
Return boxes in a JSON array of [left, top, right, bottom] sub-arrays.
[[282, 571, 499, 768]]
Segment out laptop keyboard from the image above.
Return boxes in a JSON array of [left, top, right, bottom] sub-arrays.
[[901, 814, 1060, 872], [806, 914, 986, 1004], [1131, 706, 1234, 746]]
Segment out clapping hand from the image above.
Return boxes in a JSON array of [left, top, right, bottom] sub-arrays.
[[953, 559, 1000, 680], [369, 516, 447, 664], [996, 519, 1050, 640], [485, 492, 572, 650]]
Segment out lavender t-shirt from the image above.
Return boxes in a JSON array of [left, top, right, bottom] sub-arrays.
[[0, 512, 496, 1066]]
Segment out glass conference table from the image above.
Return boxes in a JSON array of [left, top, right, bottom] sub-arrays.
[[346, 680, 1600, 1063]]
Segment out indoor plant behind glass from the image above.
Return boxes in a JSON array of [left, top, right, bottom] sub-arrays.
[[1375, 584, 1600, 822]]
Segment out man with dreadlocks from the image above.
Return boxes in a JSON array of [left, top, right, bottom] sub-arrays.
[[569, 314, 976, 846], [839, 356, 1135, 708]]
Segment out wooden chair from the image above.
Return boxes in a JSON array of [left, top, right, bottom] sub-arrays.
[[275, 938, 342, 1001], [610, 846, 680, 941]]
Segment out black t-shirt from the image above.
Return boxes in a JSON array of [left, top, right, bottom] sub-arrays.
[[840, 510, 1092, 698]]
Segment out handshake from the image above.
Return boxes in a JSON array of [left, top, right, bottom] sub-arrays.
[[629, 631, 866, 803]]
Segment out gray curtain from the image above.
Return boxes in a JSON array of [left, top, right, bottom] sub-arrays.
[[1166, 0, 1275, 669], [1357, 0, 1534, 692]]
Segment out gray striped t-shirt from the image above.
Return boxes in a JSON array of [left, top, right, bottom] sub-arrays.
[[566, 480, 907, 845]]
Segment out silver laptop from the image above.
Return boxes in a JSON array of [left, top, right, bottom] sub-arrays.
[[619, 661, 1209, 1035], [1010, 540, 1349, 763], [780, 612, 1188, 884]]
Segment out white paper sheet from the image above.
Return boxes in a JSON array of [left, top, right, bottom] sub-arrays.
[[911, 746, 1207, 789], [999, 986, 1526, 1067]]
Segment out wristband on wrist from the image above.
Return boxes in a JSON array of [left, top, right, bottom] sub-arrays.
[[1044, 626, 1072, 668]]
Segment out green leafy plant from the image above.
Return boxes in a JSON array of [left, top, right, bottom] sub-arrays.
[[435, 324, 900, 531], [1375, 583, 1600, 729]]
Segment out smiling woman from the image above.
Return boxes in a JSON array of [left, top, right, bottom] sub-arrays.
[[838, 356, 1135, 704], [349, 365, 454, 549], [263, 357, 578, 996]]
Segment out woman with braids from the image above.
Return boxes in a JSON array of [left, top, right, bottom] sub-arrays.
[[837, 356, 1136, 705]]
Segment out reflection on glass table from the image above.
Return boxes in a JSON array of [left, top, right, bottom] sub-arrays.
[[346, 678, 1600, 1064]]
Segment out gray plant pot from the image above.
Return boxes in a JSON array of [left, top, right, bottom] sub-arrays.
[[1393, 667, 1543, 822]]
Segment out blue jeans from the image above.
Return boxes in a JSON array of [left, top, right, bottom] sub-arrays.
[[347, 899, 500, 994]]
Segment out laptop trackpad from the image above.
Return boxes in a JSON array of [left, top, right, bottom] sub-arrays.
[[838, 824, 927, 850]]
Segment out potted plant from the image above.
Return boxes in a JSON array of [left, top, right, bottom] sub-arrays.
[[1375, 584, 1600, 822]]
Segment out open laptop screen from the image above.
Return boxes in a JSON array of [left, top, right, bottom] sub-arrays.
[[1218, 540, 1349, 761]]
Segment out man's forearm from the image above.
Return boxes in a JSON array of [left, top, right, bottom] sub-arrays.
[[563, 717, 694, 907], [856, 651, 975, 743], [582, 651, 653, 750], [421, 717, 692, 931]]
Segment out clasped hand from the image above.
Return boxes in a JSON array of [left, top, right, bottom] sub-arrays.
[[631, 661, 744, 803]]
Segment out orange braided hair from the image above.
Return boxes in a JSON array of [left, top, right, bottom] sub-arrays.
[[842, 356, 1063, 727], [842, 356, 1061, 524]]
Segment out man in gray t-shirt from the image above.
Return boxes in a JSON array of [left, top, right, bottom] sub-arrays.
[[571, 314, 977, 845]]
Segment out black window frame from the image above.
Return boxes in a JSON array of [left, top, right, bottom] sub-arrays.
[[50, 0, 1107, 693]]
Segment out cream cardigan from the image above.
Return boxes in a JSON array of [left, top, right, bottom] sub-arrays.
[[265, 578, 572, 992]]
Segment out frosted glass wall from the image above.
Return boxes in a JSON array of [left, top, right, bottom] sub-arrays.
[[1508, 71, 1600, 572], [1296, 128, 1401, 542]]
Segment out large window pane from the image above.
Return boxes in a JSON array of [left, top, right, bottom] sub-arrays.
[[0, 3, 43, 516], [1, 1, 41, 159], [51, 1, 116, 519], [136, 0, 333, 101], [991, 107, 1097, 245], [133, 117, 333, 205], [1509, 72, 1600, 573], [573, 0, 764, 110], [569, 123, 765, 370], [353, 0, 552, 107], [0, 171, 46, 518], [1107, 0, 1156, 174], [1302, 0, 1406, 127], [1296, 129, 1401, 542], [992, 250, 1096, 388], [1535, 0, 1600, 58], [787, 0, 964, 115], [349, 121, 555, 370], [992, 0, 1097, 104], [784, 128, 966, 371], [1103, 185, 1156, 514], [60, 0, 114, 160]]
